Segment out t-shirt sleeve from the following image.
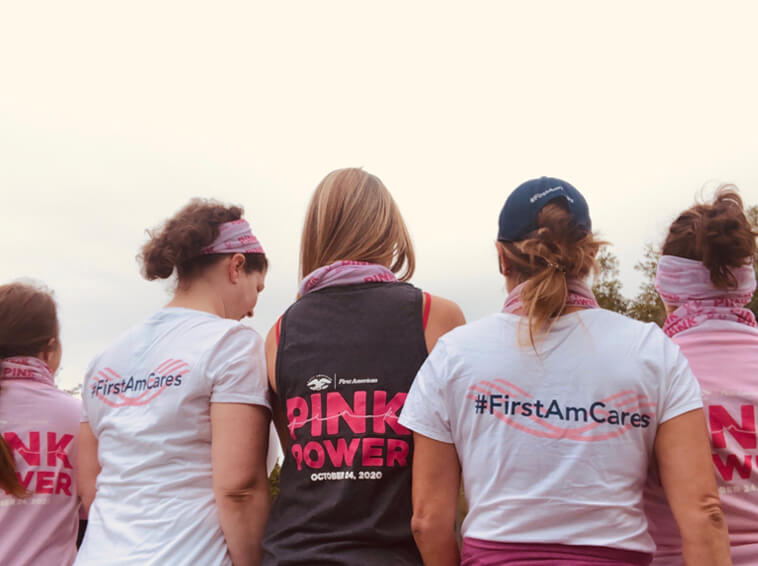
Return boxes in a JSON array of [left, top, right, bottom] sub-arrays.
[[398, 341, 454, 443], [658, 332, 703, 424], [206, 325, 271, 410], [80, 358, 98, 424]]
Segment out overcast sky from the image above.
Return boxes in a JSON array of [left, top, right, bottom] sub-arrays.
[[2, 1, 757, 390]]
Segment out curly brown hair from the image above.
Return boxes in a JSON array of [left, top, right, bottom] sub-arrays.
[[662, 186, 757, 289], [140, 199, 267, 287]]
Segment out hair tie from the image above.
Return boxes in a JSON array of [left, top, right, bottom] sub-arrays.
[[545, 260, 566, 273]]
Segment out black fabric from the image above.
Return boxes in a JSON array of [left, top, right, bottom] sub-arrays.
[[263, 282, 428, 566], [77, 519, 87, 548]]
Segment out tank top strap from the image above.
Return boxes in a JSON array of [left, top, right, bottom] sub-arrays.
[[275, 316, 283, 346], [422, 292, 431, 330]]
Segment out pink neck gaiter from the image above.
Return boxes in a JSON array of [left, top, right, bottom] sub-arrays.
[[502, 278, 599, 314], [655, 255, 757, 338], [298, 260, 398, 297], [0, 356, 54, 385]]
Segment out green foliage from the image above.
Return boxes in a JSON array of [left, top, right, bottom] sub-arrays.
[[269, 462, 281, 499], [626, 244, 666, 326], [590, 245, 664, 325], [592, 248, 629, 315]]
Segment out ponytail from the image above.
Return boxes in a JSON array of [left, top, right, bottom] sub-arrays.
[[663, 185, 757, 289], [499, 201, 604, 347], [0, 434, 27, 497]]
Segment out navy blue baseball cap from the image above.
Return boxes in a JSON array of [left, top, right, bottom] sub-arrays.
[[497, 176, 592, 242]]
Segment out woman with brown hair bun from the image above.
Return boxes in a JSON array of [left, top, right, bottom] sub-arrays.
[[262, 168, 465, 566], [400, 177, 732, 565], [75, 199, 271, 566], [0, 281, 81, 566], [645, 186, 758, 565]]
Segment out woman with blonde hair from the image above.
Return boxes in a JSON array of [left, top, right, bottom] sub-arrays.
[[0, 281, 81, 566], [400, 177, 732, 565], [262, 168, 465, 565], [645, 186, 758, 564], [75, 199, 271, 566]]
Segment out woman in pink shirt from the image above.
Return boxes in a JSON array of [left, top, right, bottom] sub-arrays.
[[645, 186, 758, 564], [0, 281, 81, 566]]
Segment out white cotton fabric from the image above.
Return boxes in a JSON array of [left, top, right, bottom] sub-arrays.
[[75, 308, 270, 566], [399, 309, 702, 553]]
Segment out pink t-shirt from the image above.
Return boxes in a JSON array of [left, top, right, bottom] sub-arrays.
[[644, 319, 758, 564], [0, 363, 81, 566]]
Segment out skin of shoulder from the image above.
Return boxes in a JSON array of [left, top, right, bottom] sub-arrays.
[[265, 325, 278, 392], [424, 294, 466, 353]]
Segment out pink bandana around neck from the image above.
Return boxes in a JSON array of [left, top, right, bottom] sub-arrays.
[[298, 260, 398, 297], [0, 356, 55, 385], [200, 219, 265, 256], [656, 255, 757, 337], [502, 278, 599, 314]]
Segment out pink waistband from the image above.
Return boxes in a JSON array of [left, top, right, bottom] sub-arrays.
[[461, 538, 652, 566]]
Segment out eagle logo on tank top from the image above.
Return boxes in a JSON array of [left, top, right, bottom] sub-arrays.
[[307, 374, 333, 392]]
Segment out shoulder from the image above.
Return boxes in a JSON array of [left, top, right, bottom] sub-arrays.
[[206, 321, 263, 356], [429, 313, 507, 362], [582, 308, 666, 342], [29, 385, 83, 428], [441, 312, 509, 341], [577, 310, 685, 377], [425, 293, 465, 327], [422, 292, 465, 351], [53, 390, 83, 417], [161, 310, 263, 351]]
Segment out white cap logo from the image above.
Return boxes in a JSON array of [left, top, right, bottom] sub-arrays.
[[529, 185, 574, 204]]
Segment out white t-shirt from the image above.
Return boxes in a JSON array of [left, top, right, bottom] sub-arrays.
[[75, 308, 270, 566], [399, 309, 702, 553]]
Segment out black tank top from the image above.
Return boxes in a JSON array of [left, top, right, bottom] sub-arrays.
[[263, 282, 428, 566]]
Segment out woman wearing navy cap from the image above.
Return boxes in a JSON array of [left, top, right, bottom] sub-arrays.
[[399, 177, 731, 565]]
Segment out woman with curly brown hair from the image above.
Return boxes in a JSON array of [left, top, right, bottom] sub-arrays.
[[75, 200, 271, 566], [645, 186, 758, 565], [400, 177, 732, 565], [0, 281, 81, 566]]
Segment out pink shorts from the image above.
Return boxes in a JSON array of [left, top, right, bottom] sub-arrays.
[[461, 537, 652, 566]]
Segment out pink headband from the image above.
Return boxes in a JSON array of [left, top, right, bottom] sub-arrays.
[[200, 219, 265, 256], [655, 255, 756, 305]]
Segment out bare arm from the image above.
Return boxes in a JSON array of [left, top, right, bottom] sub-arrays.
[[424, 294, 466, 353], [77, 422, 100, 514], [265, 325, 290, 452], [656, 408, 732, 566], [212, 403, 271, 566], [410, 433, 461, 566]]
